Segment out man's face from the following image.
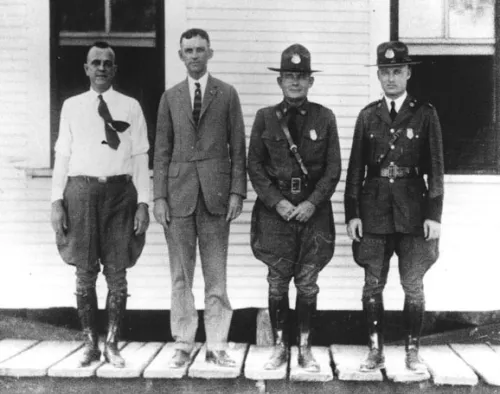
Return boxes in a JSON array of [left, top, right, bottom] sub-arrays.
[[84, 47, 116, 93], [377, 65, 411, 99], [178, 35, 213, 79], [277, 72, 314, 103]]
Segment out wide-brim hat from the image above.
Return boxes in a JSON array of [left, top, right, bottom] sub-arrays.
[[367, 41, 421, 67], [268, 43, 321, 73]]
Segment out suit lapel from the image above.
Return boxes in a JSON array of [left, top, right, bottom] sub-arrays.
[[199, 75, 218, 123], [177, 79, 195, 126]]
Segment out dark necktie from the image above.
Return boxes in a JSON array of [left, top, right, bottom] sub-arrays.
[[97, 94, 130, 150], [192, 82, 202, 125], [390, 100, 397, 122], [287, 106, 299, 142]]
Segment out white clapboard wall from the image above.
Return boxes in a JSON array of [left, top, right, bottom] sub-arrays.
[[1, 0, 500, 312]]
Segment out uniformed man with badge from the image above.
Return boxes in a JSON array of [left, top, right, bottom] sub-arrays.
[[344, 41, 444, 373], [248, 44, 341, 372]]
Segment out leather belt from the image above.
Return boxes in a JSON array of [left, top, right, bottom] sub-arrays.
[[69, 175, 131, 184], [367, 164, 420, 179]]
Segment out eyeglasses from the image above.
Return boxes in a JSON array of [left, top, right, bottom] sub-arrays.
[[281, 72, 311, 81], [88, 60, 115, 69]]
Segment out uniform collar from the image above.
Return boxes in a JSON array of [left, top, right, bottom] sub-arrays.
[[281, 98, 309, 116], [384, 91, 407, 112]]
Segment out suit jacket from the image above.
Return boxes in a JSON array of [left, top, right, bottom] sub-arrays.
[[153, 75, 247, 216], [248, 100, 341, 209], [344, 95, 444, 235]]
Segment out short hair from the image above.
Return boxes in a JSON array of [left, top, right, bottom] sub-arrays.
[[180, 28, 210, 45], [87, 41, 115, 62]]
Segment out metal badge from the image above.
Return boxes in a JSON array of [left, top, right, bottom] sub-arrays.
[[310, 129, 317, 141], [407, 128, 414, 140], [385, 49, 395, 59], [291, 54, 301, 64]]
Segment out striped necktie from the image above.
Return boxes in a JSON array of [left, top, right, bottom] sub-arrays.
[[192, 82, 202, 125]]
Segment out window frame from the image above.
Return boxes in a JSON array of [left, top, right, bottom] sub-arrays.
[[391, 0, 500, 174]]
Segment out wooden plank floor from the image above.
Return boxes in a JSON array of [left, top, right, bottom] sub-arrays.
[[3, 339, 500, 387]]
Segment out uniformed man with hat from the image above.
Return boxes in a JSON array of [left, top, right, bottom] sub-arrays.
[[248, 44, 341, 372], [344, 41, 444, 373]]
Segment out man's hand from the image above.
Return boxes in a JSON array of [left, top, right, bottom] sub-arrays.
[[153, 198, 170, 229], [275, 199, 296, 221], [347, 218, 363, 242], [51, 199, 68, 235], [226, 193, 243, 222], [134, 203, 150, 235], [424, 219, 441, 240], [288, 200, 316, 223]]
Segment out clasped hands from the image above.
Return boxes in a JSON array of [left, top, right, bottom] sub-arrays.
[[275, 199, 316, 223]]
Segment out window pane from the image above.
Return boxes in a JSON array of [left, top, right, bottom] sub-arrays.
[[58, 0, 105, 32], [400, 0, 444, 38], [111, 0, 156, 32], [408, 55, 495, 173], [449, 0, 494, 39]]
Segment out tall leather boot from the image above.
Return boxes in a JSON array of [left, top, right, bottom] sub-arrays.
[[404, 299, 427, 373], [360, 295, 385, 371], [296, 296, 320, 372], [103, 291, 127, 368], [264, 295, 290, 370], [76, 289, 101, 367]]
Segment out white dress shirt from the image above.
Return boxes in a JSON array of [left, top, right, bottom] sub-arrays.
[[187, 72, 209, 108], [51, 87, 150, 203], [384, 91, 407, 113]]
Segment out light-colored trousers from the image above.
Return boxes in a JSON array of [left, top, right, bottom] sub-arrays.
[[165, 193, 232, 352]]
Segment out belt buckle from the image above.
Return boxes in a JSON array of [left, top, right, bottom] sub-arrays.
[[387, 164, 398, 179], [291, 177, 301, 194], [97, 176, 107, 183]]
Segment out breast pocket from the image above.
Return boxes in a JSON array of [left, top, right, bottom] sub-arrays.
[[302, 129, 327, 162], [261, 130, 290, 165], [403, 127, 425, 164]]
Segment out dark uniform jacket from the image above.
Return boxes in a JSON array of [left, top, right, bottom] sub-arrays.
[[344, 95, 444, 235], [248, 100, 341, 209]]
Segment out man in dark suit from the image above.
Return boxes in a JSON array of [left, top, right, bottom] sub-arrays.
[[248, 44, 341, 372], [153, 28, 247, 368], [344, 41, 444, 374]]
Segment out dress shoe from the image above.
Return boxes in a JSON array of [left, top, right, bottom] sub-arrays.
[[103, 342, 125, 368], [405, 348, 427, 374], [360, 348, 385, 371], [205, 350, 236, 368], [264, 344, 288, 370], [78, 345, 101, 367], [298, 346, 320, 373], [169, 349, 191, 368]]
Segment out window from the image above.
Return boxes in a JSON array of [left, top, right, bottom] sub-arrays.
[[400, 0, 494, 42], [398, 0, 497, 173], [50, 0, 165, 167]]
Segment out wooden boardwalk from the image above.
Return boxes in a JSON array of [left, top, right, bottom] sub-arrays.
[[0, 338, 499, 387]]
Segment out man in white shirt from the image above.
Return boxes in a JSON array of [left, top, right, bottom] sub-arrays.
[[51, 41, 150, 368]]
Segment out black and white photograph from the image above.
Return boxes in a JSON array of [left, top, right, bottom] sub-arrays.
[[0, 1, 499, 393]]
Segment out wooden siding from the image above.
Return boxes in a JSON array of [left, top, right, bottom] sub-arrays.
[[0, 0, 499, 312]]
